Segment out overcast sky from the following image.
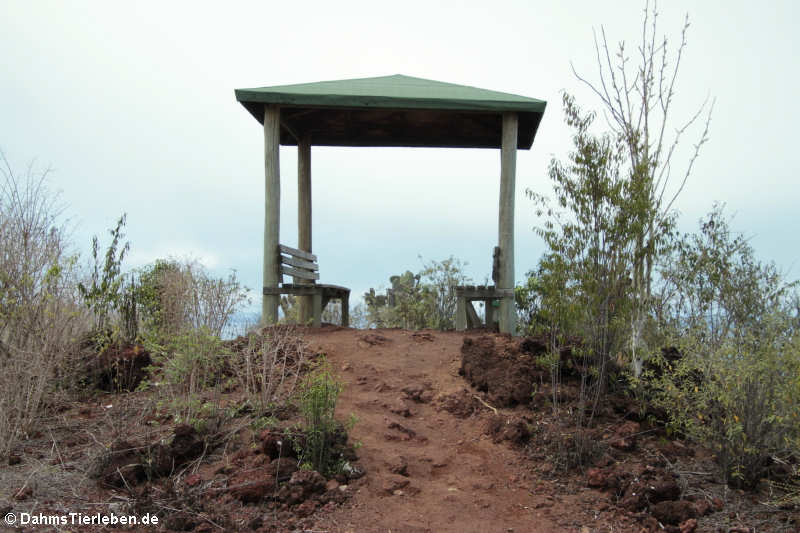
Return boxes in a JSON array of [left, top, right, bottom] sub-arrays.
[[2, 0, 797, 316]]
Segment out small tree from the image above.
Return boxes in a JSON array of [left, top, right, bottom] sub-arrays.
[[572, 1, 713, 374], [77, 214, 130, 332], [419, 256, 471, 330], [529, 94, 633, 406], [516, 253, 581, 417], [298, 361, 344, 475]]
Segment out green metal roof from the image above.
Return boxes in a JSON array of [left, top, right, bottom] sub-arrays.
[[235, 75, 546, 149]]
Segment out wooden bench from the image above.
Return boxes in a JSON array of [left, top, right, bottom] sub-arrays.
[[454, 249, 514, 331], [455, 285, 514, 331], [262, 244, 350, 327]]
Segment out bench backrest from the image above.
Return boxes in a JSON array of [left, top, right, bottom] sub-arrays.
[[278, 244, 319, 283]]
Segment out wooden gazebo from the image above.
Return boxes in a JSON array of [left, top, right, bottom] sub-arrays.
[[235, 74, 546, 334]]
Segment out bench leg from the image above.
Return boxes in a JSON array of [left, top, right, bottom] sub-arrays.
[[312, 292, 322, 328], [341, 294, 349, 327], [465, 300, 481, 328], [484, 299, 494, 330], [455, 296, 466, 331], [298, 295, 312, 325]]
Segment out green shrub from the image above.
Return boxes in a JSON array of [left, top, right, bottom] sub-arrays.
[[156, 327, 226, 389], [161, 396, 218, 431], [136, 258, 248, 340], [77, 214, 130, 333], [297, 361, 344, 475], [145, 326, 229, 423], [649, 315, 800, 488], [363, 257, 471, 330], [136, 259, 184, 336], [646, 208, 800, 488]]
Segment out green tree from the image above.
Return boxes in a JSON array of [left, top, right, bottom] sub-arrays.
[[528, 93, 633, 403], [419, 256, 471, 330], [297, 361, 344, 475]]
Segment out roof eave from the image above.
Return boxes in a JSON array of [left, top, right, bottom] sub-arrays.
[[235, 89, 546, 114], [234, 93, 546, 150]]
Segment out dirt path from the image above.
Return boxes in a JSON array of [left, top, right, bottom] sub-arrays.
[[303, 328, 566, 533]]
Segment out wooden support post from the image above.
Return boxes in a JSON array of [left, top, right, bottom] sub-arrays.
[[297, 134, 312, 324], [262, 105, 281, 325], [341, 293, 350, 327], [498, 112, 518, 335]]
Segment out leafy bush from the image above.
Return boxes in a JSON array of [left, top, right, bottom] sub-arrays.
[[132, 258, 249, 429], [136, 259, 184, 336], [163, 327, 227, 391], [646, 207, 800, 488], [136, 258, 249, 339], [363, 256, 471, 330], [418, 257, 472, 330], [381, 270, 436, 329]]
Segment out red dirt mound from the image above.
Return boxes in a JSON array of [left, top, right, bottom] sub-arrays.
[[91, 342, 151, 391], [459, 335, 546, 407]]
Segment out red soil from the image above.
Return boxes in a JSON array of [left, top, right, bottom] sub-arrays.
[[1, 327, 796, 533]]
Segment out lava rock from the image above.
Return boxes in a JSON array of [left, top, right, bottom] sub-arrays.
[[170, 424, 204, 464], [295, 499, 317, 517], [96, 439, 146, 488], [650, 500, 697, 525], [387, 455, 409, 477], [382, 475, 410, 494], [270, 457, 298, 481], [260, 430, 295, 459], [229, 476, 276, 504]]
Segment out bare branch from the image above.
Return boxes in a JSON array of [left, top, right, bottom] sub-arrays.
[[661, 97, 715, 216]]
